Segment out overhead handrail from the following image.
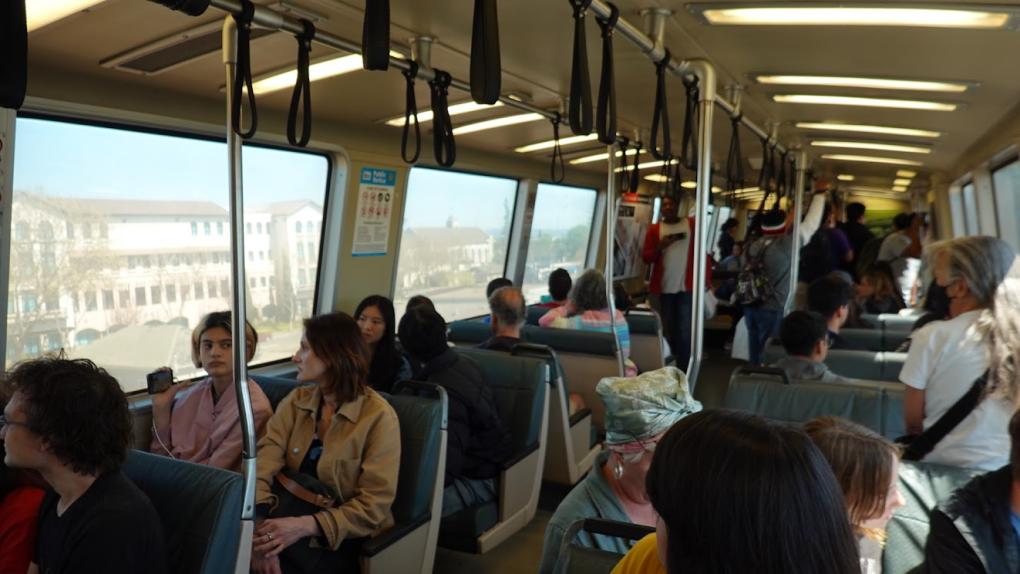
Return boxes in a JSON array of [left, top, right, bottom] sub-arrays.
[[594, 2, 619, 144], [1, 0, 27, 110], [230, 0, 257, 139], [362, 0, 389, 71], [568, 0, 594, 135], [649, 50, 671, 161], [550, 113, 566, 183], [680, 77, 699, 170], [400, 61, 421, 164], [429, 70, 457, 167], [286, 19, 315, 148], [470, 0, 501, 104]]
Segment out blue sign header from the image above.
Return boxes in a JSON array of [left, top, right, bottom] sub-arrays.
[[360, 167, 397, 187]]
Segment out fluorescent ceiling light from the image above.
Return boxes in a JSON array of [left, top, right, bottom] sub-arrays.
[[681, 181, 697, 189], [384, 101, 504, 127], [810, 141, 931, 155], [252, 51, 404, 95], [775, 94, 957, 112], [643, 176, 719, 191], [821, 154, 924, 167], [720, 186, 762, 195], [615, 160, 669, 172], [897, 170, 918, 178], [837, 174, 855, 181], [894, 178, 913, 186], [452, 113, 545, 136], [696, 6, 1012, 29], [848, 186, 907, 194], [570, 149, 643, 165], [893, 185, 908, 192], [515, 134, 598, 153], [645, 174, 669, 183], [755, 75, 970, 93], [27, 0, 106, 32], [796, 122, 941, 139]]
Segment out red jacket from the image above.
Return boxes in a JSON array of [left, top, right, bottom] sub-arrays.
[[641, 216, 713, 295], [0, 486, 44, 574]]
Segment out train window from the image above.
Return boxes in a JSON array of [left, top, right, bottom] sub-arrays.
[[992, 161, 1020, 250], [6, 117, 329, 391], [393, 167, 518, 321], [521, 183, 596, 303], [961, 181, 980, 235]]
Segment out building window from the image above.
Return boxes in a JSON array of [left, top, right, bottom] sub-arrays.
[[166, 285, 177, 303], [191, 222, 198, 236], [220, 279, 229, 297], [295, 221, 303, 234], [204, 222, 212, 235], [259, 251, 265, 261], [20, 293, 38, 314], [135, 287, 147, 306], [250, 277, 257, 288], [260, 277, 267, 287], [102, 290, 114, 309], [66, 222, 75, 239], [83, 223, 93, 239], [208, 281, 218, 298], [297, 242, 305, 262], [150, 286, 162, 305], [195, 282, 205, 299], [44, 291, 59, 311], [246, 222, 253, 234], [257, 222, 264, 234], [85, 292, 97, 312], [217, 221, 224, 235], [119, 290, 130, 308], [181, 284, 190, 301]]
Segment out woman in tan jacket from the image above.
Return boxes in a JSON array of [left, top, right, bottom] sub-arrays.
[[250, 312, 401, 574]]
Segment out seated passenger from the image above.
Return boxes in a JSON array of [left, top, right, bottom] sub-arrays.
[[478, 286, 526, 351], [0, 391, 45, 574], [857, 266, 906, 315], [539, 269, 638, 376], [355, 295, 412, 393], [482, 278, 513, 324], [772, 311, 856, 384], [808, 273, 863, 350], [717, 241, 743, 273], [405, 294, 435, 313], [901, 236, 1020, 470], [614, 410, 860, 574], [150, 311, 273, 470], [252, 312, 400, 574], [2, 358, 168, 574], [614, 283, 634, 312], [536, 268, 572, 309], [398, 306, 512, 517], [920, 410, 1020, 573], [805, 417, 905, 574], [539, 368, 701, 574]]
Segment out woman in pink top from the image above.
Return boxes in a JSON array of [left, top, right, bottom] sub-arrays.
[[149, 311, 273, 470]]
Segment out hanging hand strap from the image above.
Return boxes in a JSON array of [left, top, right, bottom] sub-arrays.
[[551, 113, 566, 183], [594, 3, 618, 144], [0, 0, 27, 110], [286, 19, 315, 147], [754, 137, 773, 216], [568, 0, 594, 135], [680, 77, 699, 170], [470, 0, 501, 104], [776, 150, 789, 202], [362, 0, 389, 70], [671, 156, 684, 198], [768, 145, 781, 210], [618, 138, 631, 192], [629, 141, 642, 193], [649, 50, 671, 161], [231, 0, 258, 139], [725, 115, 744, 206], [429, 70, 456, 167], [400, 62, 421, 164]]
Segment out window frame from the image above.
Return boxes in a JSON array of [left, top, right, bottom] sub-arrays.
[[3, 111, 336, 384], [990, 155, 1020, 247]]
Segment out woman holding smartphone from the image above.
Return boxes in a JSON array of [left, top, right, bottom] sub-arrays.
[[149, 311, 274, 470]]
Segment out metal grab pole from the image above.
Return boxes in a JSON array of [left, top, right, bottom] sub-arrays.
[[223, 16, 258, 524], [685, 61, 715, 391], [605, 144, 625, 375], [784, 151, 808, 315]]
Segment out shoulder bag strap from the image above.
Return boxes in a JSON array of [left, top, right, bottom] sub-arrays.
[[901, 371, 990, 461]]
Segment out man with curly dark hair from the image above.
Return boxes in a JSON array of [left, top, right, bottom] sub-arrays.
[[1, 357, 167, 574]]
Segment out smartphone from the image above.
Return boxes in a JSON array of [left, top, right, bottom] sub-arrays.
[[146, 369, 175, 394]]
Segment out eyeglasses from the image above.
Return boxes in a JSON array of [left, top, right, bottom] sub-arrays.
[[0, 415, 29, 430]]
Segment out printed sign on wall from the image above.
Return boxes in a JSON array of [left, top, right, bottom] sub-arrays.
[[352, 167, 397, 257]]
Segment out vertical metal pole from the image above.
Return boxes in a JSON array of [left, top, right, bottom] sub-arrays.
[[784, 151, 808, 315], [686, 62, 715, 390], [605, 144, 625, 374], [0, 109, 15, 374], [223, 16, 258, 524]]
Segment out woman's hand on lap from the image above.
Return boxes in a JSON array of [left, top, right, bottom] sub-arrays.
[[254, 516, 320, 558]]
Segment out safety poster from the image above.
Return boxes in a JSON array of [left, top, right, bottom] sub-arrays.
[[352, 167, 396, 257]]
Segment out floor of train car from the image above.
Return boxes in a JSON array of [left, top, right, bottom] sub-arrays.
[[435, 334, 740, 573]]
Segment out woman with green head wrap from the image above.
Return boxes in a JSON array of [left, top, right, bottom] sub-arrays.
[[537, 367, 701, 574]]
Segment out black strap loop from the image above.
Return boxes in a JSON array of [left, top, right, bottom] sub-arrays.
[[568, 0, 594, 135], [150, 0, 210, 16], [286, 19, 315, 148], [671, 157, 684, 199], [0, 0, 27, 110], [680, 77, 699, 170], [776, 150, 789, 201], [768, 145, 781, 210], [629, 141, 642, 193], [429, 70, 456, 167], [362, 0, 390, 71], [725, 116, 744, 202], [649, 50, 671, 161], [231, 0, 258, 139], [551, 113, 566, 183], [594, 3, 618, 145], [754, 137, 774, 217], [471, 0, 501, 104], [618, 138, 631, 192], [400, 62, 421, 164]]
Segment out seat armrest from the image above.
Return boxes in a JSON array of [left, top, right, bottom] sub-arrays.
[[501, 443, 540, 470], [361, 513, 432, 557], [568, 408, 592, 427]]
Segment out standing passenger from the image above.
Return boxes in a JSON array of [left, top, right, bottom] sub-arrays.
[[251, 313, 400, 574], [877, 213, 923, 306], [3, 358, 168, 574], [841, 202, 875, 277], [149, 311, 273, 470], [355, 295, 412, 393]]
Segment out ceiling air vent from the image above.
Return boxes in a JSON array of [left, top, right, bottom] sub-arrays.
[[101, 21, 274, 76]]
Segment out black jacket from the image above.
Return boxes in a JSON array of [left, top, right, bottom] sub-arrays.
[[419, 349, 512, 484], [921, 466, 1020, 573]]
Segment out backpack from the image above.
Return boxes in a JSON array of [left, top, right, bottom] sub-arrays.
[[735, 238, 776, 307], [856, 232, 891, 278], [798, 228, 834, 284]]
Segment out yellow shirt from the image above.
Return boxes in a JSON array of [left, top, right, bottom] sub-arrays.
[[611, 533, 667, 574]]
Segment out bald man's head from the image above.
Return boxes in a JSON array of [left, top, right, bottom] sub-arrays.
[[489, 286, 526, 331]]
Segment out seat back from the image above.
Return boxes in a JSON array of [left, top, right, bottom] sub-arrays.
[[839, 328, 886, 351], [624, 309, 666, 372], [861, 313, 918, 333], [883, 461, 983, 574], [723, 367, 906, 439], [123, 450, 243, 574], [251, 374, 310, 410], [447, 320, 493, 347], [763, 345, 905, 382], [558, 519, 655, 574], [526, 305, 549, 325]]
